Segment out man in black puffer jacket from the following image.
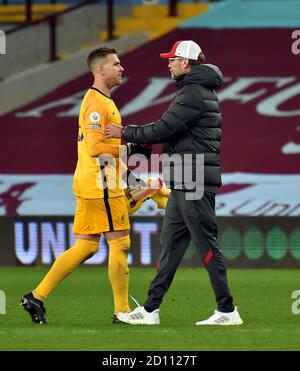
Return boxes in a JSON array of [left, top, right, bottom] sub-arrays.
[[105, 40, 243, 326]]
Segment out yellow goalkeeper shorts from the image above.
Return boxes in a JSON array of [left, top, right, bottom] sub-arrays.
[[73, 196, 130, 235]]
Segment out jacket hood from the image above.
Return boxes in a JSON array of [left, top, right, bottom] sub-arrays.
[[175, 63, 223, 89]]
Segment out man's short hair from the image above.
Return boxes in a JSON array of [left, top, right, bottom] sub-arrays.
[[87, 47, 117, 72]]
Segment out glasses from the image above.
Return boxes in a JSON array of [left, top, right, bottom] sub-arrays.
[[168, 57, 184, 62]]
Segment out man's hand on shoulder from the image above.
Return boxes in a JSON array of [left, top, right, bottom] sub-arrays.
[[105, 124, 123, 138]]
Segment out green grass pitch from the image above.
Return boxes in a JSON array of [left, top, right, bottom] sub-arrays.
[[0, 267, 299, 350]]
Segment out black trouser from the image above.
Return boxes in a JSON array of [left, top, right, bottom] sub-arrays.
[[144, 190, 234, 313]]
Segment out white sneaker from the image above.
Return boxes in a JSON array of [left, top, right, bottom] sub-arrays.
[[195, 307, 243, 326], [117, 306, 160, 325]]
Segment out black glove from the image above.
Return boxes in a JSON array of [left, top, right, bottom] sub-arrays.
[[126, 143, 152, 159]]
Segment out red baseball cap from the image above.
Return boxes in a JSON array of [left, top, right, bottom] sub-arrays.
[[160, 40, 202, 60]]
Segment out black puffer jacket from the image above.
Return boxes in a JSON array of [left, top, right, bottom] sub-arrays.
[[123, 63, 223, 192]]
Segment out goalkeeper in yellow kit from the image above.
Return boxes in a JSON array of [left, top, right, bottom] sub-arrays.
[[20, 47, 169, 324]]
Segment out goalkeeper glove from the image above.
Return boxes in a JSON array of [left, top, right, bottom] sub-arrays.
[[146, 177, 171, 209], [125, 177, 159, 215], [151, 187, 171, 209]]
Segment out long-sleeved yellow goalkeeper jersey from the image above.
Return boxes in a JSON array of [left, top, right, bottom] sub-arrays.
[[73, 87, 125, 199]]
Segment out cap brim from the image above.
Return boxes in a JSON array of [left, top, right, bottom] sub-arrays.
[[160, 52, 176, 59]]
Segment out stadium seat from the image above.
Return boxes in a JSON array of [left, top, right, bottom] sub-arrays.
[[0, 4, 67, 23], [100, 2, 209, 41]]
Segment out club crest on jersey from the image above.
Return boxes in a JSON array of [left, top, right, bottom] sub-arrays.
[[89, 112, 101, 123]]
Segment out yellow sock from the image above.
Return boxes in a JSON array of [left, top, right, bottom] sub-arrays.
[[107, 235, 131, 314], [33, 239, 99, 302]]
